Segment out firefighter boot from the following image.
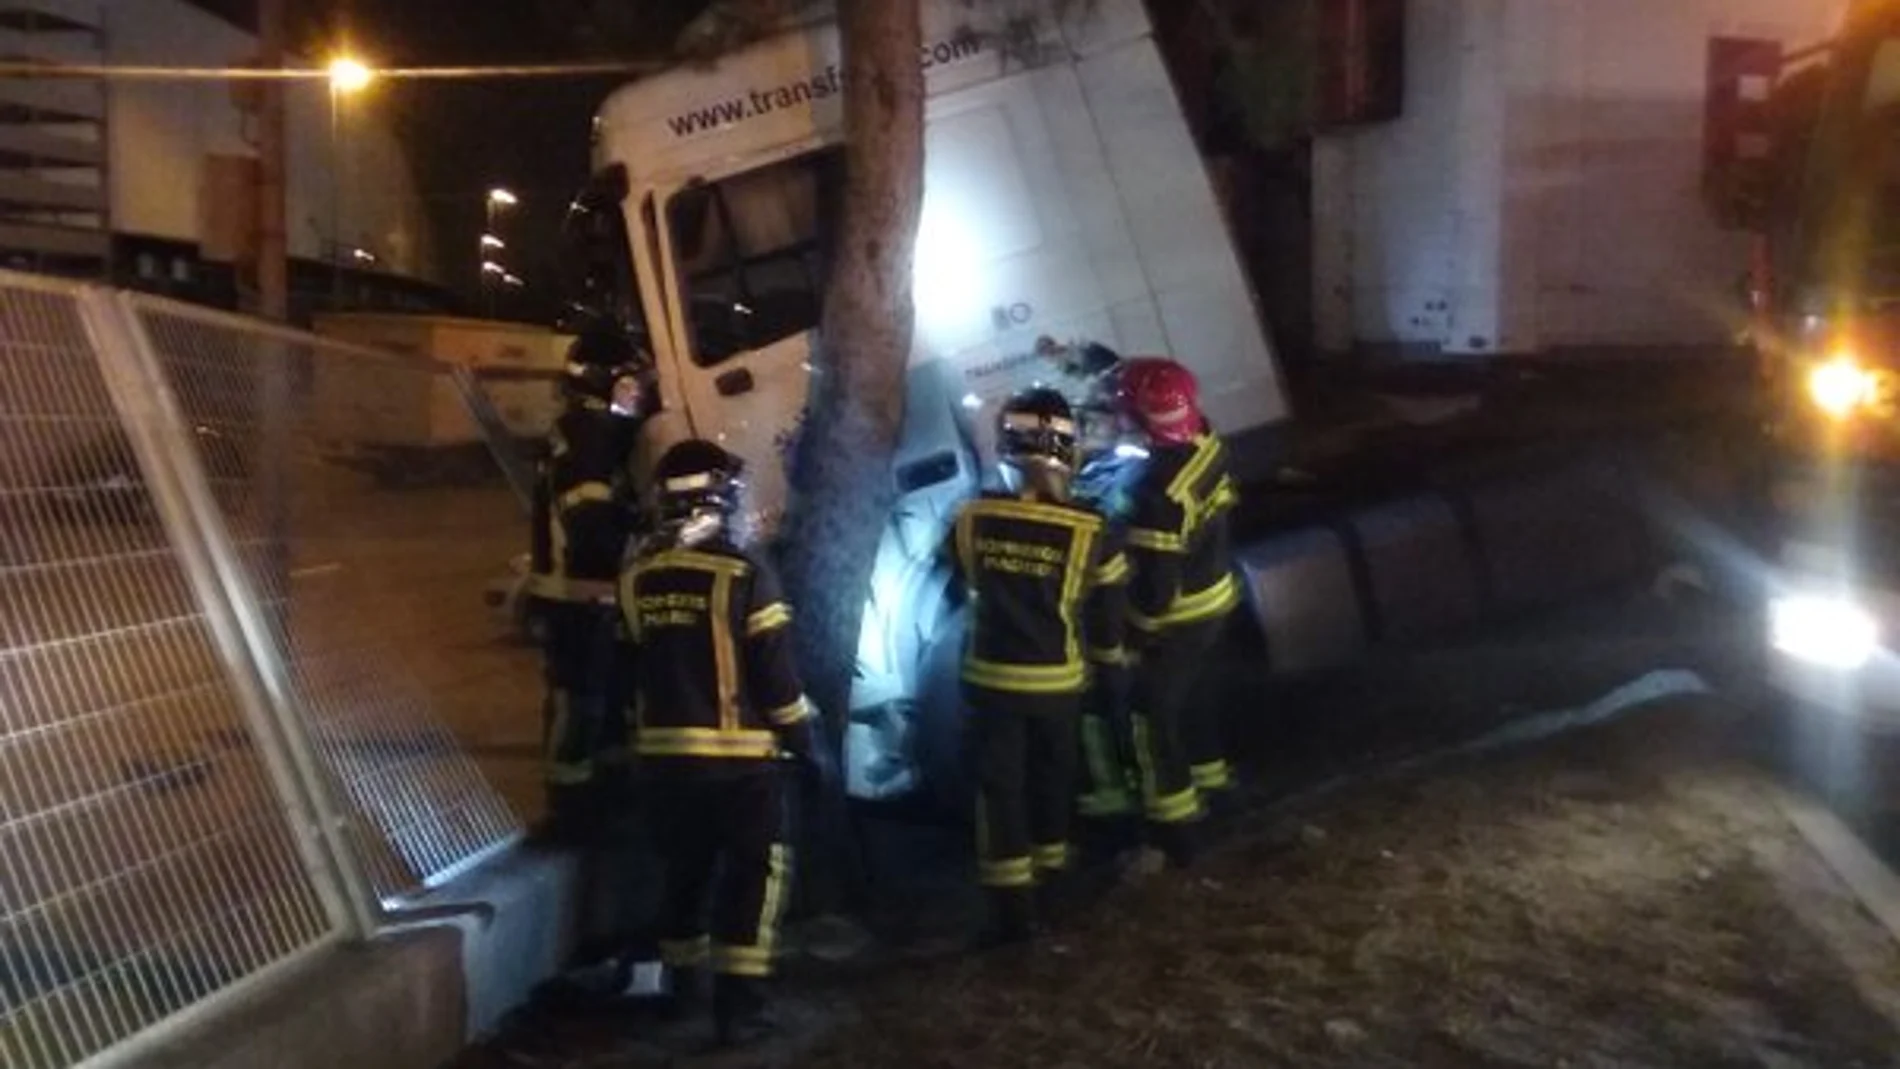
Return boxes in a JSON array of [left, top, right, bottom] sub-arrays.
[[980, 886, 1038, 948], [657, 964, 705, 1023], [713, 974, 776, 1047], [1154, 820, 1200, 871]]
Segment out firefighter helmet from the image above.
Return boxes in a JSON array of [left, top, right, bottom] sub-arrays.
[[654, 439, 745, 537], [562, 325, 651, 417], [996, 386, 1079, 498], [1115, 357, 1206, 445]]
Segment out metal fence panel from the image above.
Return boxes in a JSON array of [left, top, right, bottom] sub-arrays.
[[125, 297, 527, 903], [0, 277, 338, 1069]]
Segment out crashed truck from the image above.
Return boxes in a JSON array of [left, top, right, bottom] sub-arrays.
[[563, 0, 1290, 802]]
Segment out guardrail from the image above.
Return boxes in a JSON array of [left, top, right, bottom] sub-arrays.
[[0, 271, 527, 1067]]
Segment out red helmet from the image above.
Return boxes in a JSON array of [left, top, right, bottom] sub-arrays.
[[1116, 357, 1205, 445]]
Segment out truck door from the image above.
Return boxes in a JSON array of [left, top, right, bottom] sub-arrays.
[[654, 148, 846, 538]]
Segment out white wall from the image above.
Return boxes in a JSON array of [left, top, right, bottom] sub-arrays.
[[103, 0, 437, 280], [1314, 0, 1849, 358]]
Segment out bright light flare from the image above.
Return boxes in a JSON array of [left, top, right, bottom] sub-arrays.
[[327, 57, 373, 93], [479, 233, 505, 250], [1771, 594, 1879, 671], [488, 188, 519, 208], [480, 260, 506, 276], [1807, 355, 1879, 419]]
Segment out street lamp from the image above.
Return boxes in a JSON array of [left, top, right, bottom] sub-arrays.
[[481, 261, 507, 276], [479, 233, 505, 251], [326, 55, 372, 308], [327, 56, 374, 94], [488, 188, 519, 209]]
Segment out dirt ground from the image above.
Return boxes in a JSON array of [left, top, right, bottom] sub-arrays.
[[456, 694, 1900, 1068]]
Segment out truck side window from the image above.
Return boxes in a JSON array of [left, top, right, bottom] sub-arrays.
[[666, 148, 844, 367]]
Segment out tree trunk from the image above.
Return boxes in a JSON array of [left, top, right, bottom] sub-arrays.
[[779, 0, 925, 910]]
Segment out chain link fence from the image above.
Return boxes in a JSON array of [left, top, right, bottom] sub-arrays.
[[0, 270, 535, 1067]]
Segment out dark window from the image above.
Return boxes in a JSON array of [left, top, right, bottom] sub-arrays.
[[666, 148, 844, 368]]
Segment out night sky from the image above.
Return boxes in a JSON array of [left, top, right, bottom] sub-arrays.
[[185, 0, 714, 317]]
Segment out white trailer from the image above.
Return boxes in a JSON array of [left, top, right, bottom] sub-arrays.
[[581, 0, 1288, 799]]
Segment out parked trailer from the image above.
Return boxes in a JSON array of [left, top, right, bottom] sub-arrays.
[[309, 313, 570, 487]]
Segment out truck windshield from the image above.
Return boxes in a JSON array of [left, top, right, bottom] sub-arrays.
[[666, 148, 845, 367]]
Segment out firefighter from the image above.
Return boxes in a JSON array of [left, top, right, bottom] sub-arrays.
[[620, 439, 814, 1045], [948, 387, 1125, 943], [1116, 358, 1241, 869], [529, 323, 653, 840]]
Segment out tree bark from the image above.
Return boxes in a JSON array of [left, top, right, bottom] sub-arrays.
[[779, 0, 925, 909]]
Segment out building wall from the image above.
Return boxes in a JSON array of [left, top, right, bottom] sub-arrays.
[[103, 0, 438, 280], [1314, 0, 1849, 358]]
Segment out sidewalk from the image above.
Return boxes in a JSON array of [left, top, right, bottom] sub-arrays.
[[453, 688, 1900, 1068]]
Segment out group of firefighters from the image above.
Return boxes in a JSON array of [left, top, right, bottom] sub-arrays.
[[526, 327, 1239, 1044]]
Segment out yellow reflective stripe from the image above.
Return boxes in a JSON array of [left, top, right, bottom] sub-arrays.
[[1148, 787, 1201, 824], [976, 497, 1103, 532], [746, 602, 792, 635], [1093, 552, 1131, 585], [1132, 574, 1240, 633], [644, 548, 751, 576], [660, 936, 710, 967], [1087, 645, 1131, 666], [979, 857, 1036, 888], [712, 570, 737, 732], [1032, 842, 1072, 872], [714, 945, 775, 978], [529, 573, 618, 603], [962, 658, 1088, 693], [635, 727, 779, 759], [1192, 760, 1234, 791], [1167, 434, 1222, 504], [764, 696, 812, 726], [1126, 526, 1185, 553], [1060, 523, 1091, 669], [716, 843, 791, 977], [558, 480, 613, 511], [1132, 713, 1202, 823]]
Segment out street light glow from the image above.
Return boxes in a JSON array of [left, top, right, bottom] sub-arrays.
[[488, 188, 518, 208], [479, 234, 505, 250], [480, 261, 507, 275], [327, 56, 373, 93], [502, 273, 525, 288]]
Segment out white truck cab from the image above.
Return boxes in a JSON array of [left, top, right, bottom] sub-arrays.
[[572, 0, 1288, 800]]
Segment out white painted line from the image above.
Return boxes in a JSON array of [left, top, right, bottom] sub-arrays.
[[1777, 791, 1900, 948]]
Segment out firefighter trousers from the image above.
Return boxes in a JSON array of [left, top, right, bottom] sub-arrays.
[[1076, 662, 1139, 819], [540, 600, 630, 815], [649, 766, 794, 979], [1129, 618, 1230, 827], [968, 685, 1080, 889]]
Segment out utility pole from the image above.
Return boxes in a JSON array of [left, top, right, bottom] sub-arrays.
[[254, 0, 292, 648], [257, 0, 288, 321]]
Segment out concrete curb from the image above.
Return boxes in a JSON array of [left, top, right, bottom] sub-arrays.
[[1776, 791, 1900, 948], [127, 845, 583, 1069]]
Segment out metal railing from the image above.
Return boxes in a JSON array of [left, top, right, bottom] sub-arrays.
[[0, 270, 532, 1067]]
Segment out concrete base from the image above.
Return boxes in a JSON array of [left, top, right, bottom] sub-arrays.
[[127, 845, 583, 1069], [132, 932, 466, 1069]]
